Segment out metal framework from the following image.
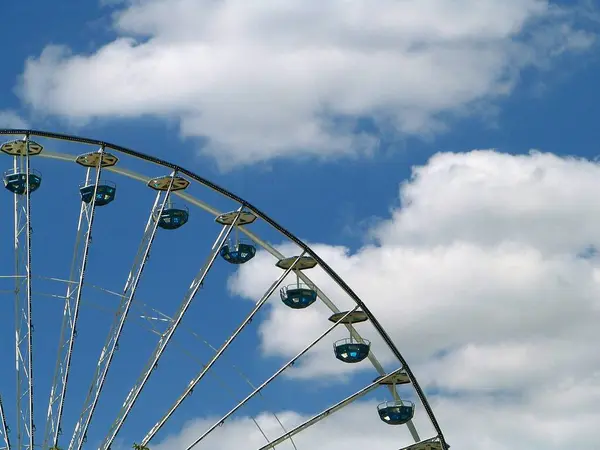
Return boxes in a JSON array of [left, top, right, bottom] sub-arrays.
[[67, 177, 175, 450], [11, 140, 35, 450], [43, 149, 107, 450], [140, 252, 306, 447], [184, 306, 361, 449], [0, 395, 9, 450], [0, 129, 449, 450], [256, 367, 406, 450], [98, 206, 243, 450]]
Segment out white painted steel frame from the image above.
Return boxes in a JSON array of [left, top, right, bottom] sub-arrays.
[[0, 130, 449, 450], [140, 251, 307, 446], [256, 367, 406, 450], [0, 395, 10, 450], [43, 149, 107, 450], [97, 189, 241, 450], [12, 140, 35, 450], [46, 149, 424, 448], [67, 178, 174, 450], [134, 303, 300, 450], [47, 149, 424, 448], [185, 306, 361, 449]]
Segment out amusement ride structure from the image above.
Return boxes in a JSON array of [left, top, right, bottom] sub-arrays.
[[0, 130, 449, 450]]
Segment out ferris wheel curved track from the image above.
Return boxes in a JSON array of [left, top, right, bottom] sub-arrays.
[[0, 129, 449, 450]]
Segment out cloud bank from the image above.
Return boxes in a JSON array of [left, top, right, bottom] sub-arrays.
[[19, 0, 596, 167]]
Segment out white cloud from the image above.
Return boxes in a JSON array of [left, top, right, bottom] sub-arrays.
[[18, 0, 596, 167], [0, 110, 29, 129], [146, 376, 600, 449], [220, 150, 600, 447]]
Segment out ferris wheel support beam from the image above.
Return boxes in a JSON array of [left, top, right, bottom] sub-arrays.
[[1, 130, 447, 449], [293, 273, 421, 442], [12, 138, 35, 450], [98, 206, 244, 450], [36, 150, 423, 443], [0, 395, 10, 450], [44, 150, 106, 450], [256, 367, 405, 450], [184, 306, 360, 450], [68, 177, 177, 450], [140, 252, 305, 446]]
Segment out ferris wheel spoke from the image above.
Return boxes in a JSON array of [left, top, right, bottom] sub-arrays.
[[130, 299, 299, 450], [0, 395, 10, 450], [96, 206, 244, 450], [185, 305, 360, 450], [139, 252, 306, 447], [255, 367, 404, 450], [68, 174, 177, 450], [294, 273, 421, 442], [130, 300, 287, 450], [0, 130, 449, 450], [235, 223, 421, 443], [43, 148, 110, 450], [231, 225, 423, 444], [4, 136, 39, 450]]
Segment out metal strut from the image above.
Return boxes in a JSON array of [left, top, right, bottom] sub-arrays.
[[13, 138, 35, 450], [67, 177, 175, 450], [256, 367, 405, 450], [141, 252, 306, 447], [99, 206, 245, 450], [43, 150, 106, 450], [295, 272, 421, 443], [185, 306, 360, 450], [0, 395, 10, 450]]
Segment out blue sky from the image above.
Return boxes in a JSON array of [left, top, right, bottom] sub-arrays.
[[1, 1, 600, 450]]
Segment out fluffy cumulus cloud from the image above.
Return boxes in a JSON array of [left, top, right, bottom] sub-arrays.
[[0, 110, 29, 129], [19, 0, 596, 167], [211, 150, 600, 448], [145, 380, 600, 449]]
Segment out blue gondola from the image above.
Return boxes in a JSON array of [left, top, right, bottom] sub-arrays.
[[377, 401, 415, 425], [3, 168, 42, 195], [154, 205, 189, 230], [333, 338, 371, 363], [280, 283, 318, 309], [220, 239, 256, 264], [79, 180, 117, 206]]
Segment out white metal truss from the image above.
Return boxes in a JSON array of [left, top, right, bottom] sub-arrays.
[[12, 142, 35, 450], [0, 395, 10, 450], [0, 138, 448, 450], [36, 149, 432, 447], [140, 252, 306, 447], [255, 367, 405, 450], [99, 207, 245, 450], [43, 151, 106, 450], [133, 303, 300, 450], [294, 270, 421, 443], [67, 176, 177, 450], [185, 306, 360, 449]]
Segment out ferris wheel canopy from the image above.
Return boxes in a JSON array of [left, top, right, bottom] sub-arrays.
[[275, 255, 317, 270], [0, 138, 43, 156], [147, 174, 190, 191], [75, 150, 119, 168]]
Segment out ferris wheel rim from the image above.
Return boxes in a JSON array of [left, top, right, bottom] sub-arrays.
[[0, 128, 449, 450]]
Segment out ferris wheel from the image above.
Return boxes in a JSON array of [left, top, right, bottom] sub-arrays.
[[0, 129, 450, 450]]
